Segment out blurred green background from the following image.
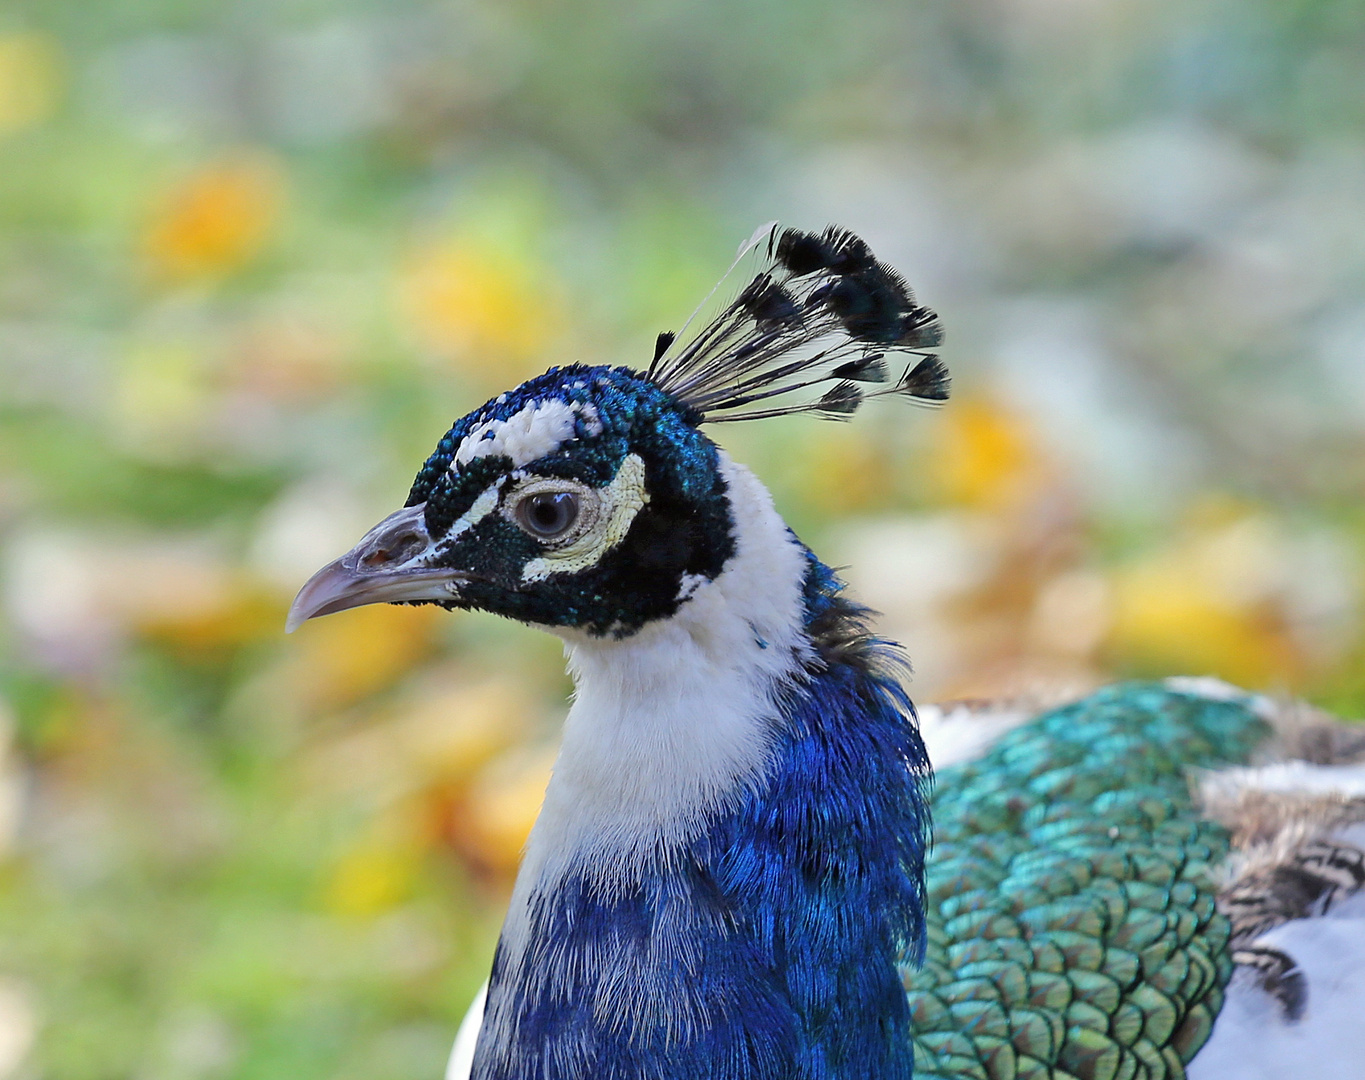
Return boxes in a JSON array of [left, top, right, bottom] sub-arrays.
[[0, 0, 1363, 1076]]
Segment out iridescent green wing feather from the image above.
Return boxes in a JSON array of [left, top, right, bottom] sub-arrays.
[[905, 683, 1270, 1080]]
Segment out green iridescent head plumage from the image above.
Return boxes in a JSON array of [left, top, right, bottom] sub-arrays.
[[288, 224, 948, 638]]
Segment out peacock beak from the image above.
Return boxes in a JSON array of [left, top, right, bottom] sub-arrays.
[[285, 503, 470, 632]]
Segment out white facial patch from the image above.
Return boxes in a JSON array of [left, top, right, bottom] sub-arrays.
[[519, 453, 648, 582], [452, 399, 603, 472]]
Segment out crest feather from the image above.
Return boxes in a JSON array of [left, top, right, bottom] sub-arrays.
[[646, 224, 948, 423]]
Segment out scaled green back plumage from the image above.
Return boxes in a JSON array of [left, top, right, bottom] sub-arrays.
[[905, 683, 1270, 1080]]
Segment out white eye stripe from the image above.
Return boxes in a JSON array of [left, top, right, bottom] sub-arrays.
[[440, 478, 505, 547], [521, 454, 649, 583]]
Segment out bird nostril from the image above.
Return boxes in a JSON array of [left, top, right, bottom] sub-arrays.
[[361, 531, 424, 568]]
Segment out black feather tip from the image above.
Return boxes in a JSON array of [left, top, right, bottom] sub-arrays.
[[830, 355, 888, 383], [653, 331, 675, 365], [647, 223, 947, 424], [739, 278, 802, 328], [774, 226, 875, 277], [815, 380, 864, 418], [898, 355, 950, 402]]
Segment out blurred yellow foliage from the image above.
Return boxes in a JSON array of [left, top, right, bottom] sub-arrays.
[[1028, 569, 1112, 660], [1109, 566, 1295, 686], [305, 672, 544, 891], [0, 32, 61, 133], [326, 836, 420, 917], [393, 675, 537, 786], [1107, 507, 1303, 687], [137, 587, 286, 660], [309, 673, 538, 802], [399, 239, 555, 385], [143, 155, 285, 281], [455, 744, 557, 876], [225, 317, 350, 404], [5, 528, 275, 664], [931, 397, 1047, 510], [285, 604, 444, 715], [0, 702, 23, 859]]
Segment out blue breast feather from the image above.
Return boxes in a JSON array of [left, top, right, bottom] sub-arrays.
[[472, 558, 932, 1080]]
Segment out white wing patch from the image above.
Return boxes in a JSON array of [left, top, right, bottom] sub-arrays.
[[1203, 761, 1365, 803], [915, 700, 1036, 770], [1163, 676, 1277, 721], [1192, 720, 1365, 1079], [452, 399, 603, 471], [445, 982, 487, 1080], [1189, 873, 1365, 1080]]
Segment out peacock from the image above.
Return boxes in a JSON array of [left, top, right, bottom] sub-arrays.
[[287, 224, 1365, 1080]]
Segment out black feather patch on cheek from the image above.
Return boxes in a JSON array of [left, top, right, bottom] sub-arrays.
[[437, 516, 539, 588], [426, 465, 735, 636], [585, 466, 734, 634]]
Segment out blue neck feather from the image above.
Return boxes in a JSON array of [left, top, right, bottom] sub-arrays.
[[473, 556, 932, 1080]]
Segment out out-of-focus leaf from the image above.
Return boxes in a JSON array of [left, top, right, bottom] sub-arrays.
[[143, 154, 286, 283]]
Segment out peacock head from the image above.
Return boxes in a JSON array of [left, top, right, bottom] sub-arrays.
[[287, 225, 948, 639]]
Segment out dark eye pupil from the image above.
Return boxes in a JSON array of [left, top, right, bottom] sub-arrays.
[[522, 492, 578, 537]]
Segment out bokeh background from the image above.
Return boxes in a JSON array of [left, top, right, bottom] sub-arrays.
[[1, 0, 1363, 1076]]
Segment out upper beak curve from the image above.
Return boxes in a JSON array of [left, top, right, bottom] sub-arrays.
[[285, 503, 467, 633]]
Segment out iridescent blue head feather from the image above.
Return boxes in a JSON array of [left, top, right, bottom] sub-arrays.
[[399, 365, 733, 635], [287, 224, 946, 639]]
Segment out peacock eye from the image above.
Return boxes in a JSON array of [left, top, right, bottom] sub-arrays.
[[514, 491, 580, 540]]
